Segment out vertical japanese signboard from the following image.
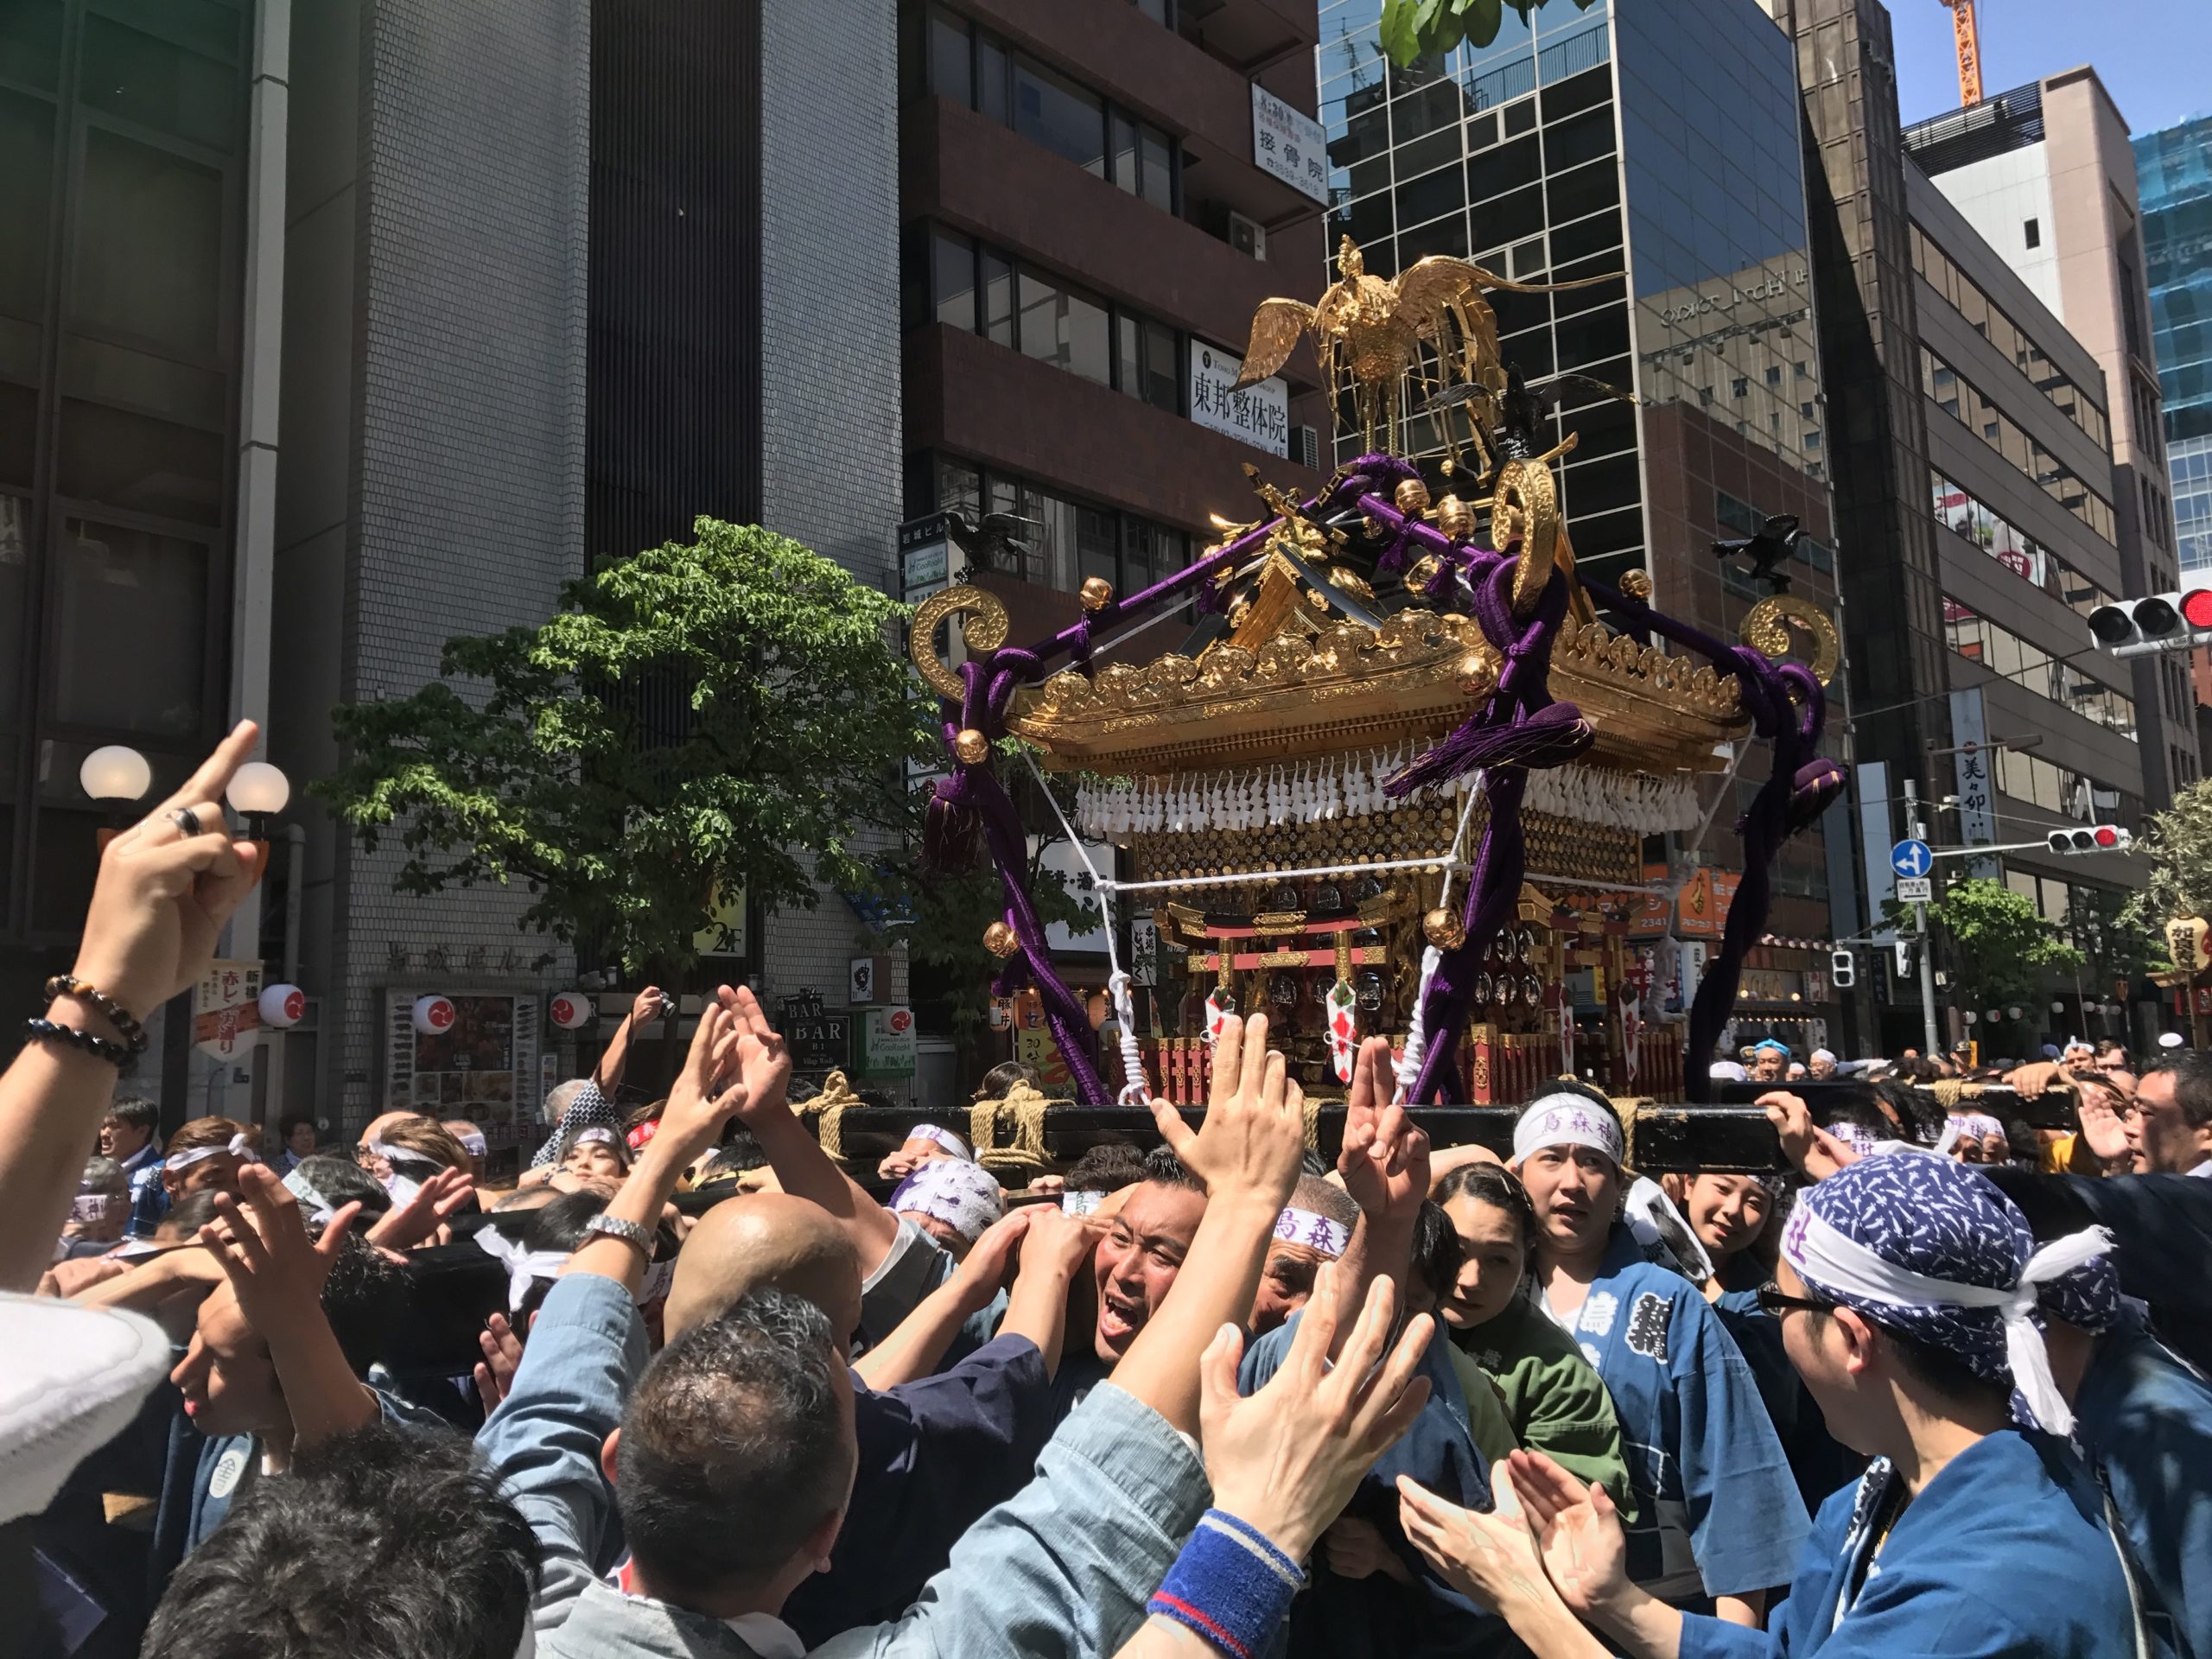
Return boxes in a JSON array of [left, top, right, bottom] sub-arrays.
[[1948, 688, 1999, 880]]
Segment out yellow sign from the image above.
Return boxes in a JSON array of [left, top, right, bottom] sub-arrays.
[[2166, 916, 2211, 974], [695, 884, 747, 958]]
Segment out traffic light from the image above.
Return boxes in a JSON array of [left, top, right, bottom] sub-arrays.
[[1829, 948, 1855, 988], [2046, 825, 2133, 855], [2086, 589, 2212, 657]]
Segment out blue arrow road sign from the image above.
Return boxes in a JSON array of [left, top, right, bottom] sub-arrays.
[[1891, 839, 1933, 878]]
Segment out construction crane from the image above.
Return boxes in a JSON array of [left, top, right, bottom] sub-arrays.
[[1940, 0, 1983, 107]]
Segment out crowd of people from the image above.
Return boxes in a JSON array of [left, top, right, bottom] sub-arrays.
[[5, 722, 2210, 1659]]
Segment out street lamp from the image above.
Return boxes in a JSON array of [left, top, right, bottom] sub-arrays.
[[226, 761, 291, 840], [79, 744, 151, 848], [79, 745, 151, 805]]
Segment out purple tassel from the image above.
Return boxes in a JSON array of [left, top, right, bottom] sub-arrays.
[[1786, 757, 1846, 836], [1384, 701, 1592, 798], [923, 787, 980, 874]]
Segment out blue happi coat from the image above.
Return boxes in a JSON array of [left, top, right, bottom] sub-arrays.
[[1543, 1226, 1807, 1603], [1677, 1429, 2150, 1659]]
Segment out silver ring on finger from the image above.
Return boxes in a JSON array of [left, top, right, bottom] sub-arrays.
[[169, 806, 204, 838]]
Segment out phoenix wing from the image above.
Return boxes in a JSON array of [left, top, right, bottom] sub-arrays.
[[1235, 299, 1318, 386]]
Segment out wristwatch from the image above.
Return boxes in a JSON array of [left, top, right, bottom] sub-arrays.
[[583, 1213, 654, 1257]]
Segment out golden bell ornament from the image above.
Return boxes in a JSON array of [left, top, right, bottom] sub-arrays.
[[1433, 495, 1476, 541], [1619, 568, 1655, 601], [1394, 477, 1432, 517], [1079, 575, 1115, 613], [1457, 651, 1495, 699], [982, 921, 1020, 958], [953, 728, 991, 766], [1423, 906, 1468, 950]]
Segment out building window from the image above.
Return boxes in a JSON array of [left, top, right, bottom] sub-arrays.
[[910, 452, 1190, 598], [50, 519, 209, 739], [1013, 54, 1105, 175], [2024, 217, 2040, 249], [1920, 345, 2118, 543], [1017, 267, 1111, 385]]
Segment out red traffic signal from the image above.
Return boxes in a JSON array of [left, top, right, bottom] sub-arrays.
[[2184, 589, 2212, 630], [2048, 825, 2133, 855]]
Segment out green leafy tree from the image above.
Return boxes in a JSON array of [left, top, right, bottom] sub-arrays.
[[885, 744, 1101, 1079], [316, 519, 932, 976], [1922, 876, 2085, 1011], [1378, 0, 1599, 68], [2120, 779, 2212, 957]]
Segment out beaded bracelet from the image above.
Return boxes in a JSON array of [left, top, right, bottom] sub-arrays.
[[1146, 1510, 1306, 1658], [25, 1018, 135, 1069], [43, 976, 149, 1056]]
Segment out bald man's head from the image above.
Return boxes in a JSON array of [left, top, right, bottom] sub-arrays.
[[664, 1192, 863, 1348]]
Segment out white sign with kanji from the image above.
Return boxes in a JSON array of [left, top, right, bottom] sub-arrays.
[[1251, 82, 1329, 204], [1190, 344, 1289, 459]]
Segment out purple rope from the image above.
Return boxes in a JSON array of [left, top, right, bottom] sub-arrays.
[[1582, 575, 1838, 1100]]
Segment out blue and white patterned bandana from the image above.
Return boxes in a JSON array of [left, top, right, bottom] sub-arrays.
[[2038, 1249, 2121, 1335], [889, 1157, 1003, 1247], [1783, 1157, 2110, 1434]]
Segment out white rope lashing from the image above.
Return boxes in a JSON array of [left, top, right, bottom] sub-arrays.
[[1020, 749, 1153, 1105]]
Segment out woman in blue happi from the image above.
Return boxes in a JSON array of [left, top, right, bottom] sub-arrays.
[[1395, 1152, 2152, 1659], [1506, 1084, 1807, 1624]]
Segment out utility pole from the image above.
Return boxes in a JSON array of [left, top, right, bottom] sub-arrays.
[[1904, 779, 1942, 1055]]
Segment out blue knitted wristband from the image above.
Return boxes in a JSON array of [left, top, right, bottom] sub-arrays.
[[1147, 1510, 1306, 1658]]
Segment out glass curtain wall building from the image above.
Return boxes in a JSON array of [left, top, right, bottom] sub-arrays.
[[2136, 113, 2212, 575], [1317, 0, 1847, 1030], [0, 2, 248, 1051]]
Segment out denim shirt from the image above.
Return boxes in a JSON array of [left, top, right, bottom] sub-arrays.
[[481, 1273, 1210, 1659]]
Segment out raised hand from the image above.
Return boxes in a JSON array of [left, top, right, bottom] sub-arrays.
[[1016, 1203, 1106, 1286], [631, 985, 669, 1027], [1339, 1036, 1429, 1223], [948, 1205, 1037, 1307], [1758, 1090, 1855, 1180], [365, 1164, 477, 1250], [1198, 1264, 1433, 1561], [200, 1162, 359, 1330], [717, 984, 794, 1125], [473, 1311, 526, 1413], [1148, 1013, 1305, 1211], [68, 721, 266, 1021], [1397, 1464, 1560, 1618], [2075, 1084, 2131, 1164], [648, 999, 748, 1165]]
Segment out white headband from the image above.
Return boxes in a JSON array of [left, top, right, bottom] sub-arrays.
[[1512, 1094, 1624, 1167], [1062, 1189, 1107, 1217], [569, 1126, 624, 1154], [907, 1124, 972, 1160], [457, 1131, 488, 1158], [1783, 1207, 2113, 1435], [165, 1135, 255, 1173], [474, 1227, 575, 1313], [1271, 1206, 1351, 1259]]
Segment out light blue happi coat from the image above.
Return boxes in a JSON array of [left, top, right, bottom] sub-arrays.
[[1543, 1225, 1808, 1603]]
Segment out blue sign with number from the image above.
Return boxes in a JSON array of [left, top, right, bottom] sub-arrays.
[[1891, 839, 1933, 878]]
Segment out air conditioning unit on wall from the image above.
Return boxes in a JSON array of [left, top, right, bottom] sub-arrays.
[[1228, 211, 1267, 262]]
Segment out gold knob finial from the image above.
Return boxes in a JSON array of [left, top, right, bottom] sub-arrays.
[[983, 921, 1020, 958], [1395, 477, 1432, 517], [1079, 576, 1115, 612], [1433, 495, 1476, 541], [953, 728, 991, 766], [1423, 906, 1468, 950]]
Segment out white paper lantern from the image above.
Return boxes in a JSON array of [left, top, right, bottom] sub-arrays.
[[549, 991, 594, 1031], [412, 995, 456, 1036], [258, 983, 306, 1028]]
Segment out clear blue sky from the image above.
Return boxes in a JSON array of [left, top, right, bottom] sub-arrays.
[[1890, 0, 2212, 136]]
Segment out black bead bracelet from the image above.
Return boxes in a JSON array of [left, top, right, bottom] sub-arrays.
[[43, 976, 149, 1056], [25, 1017, 134, 1069]]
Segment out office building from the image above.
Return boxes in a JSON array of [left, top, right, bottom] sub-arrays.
[[3, 0, 908, 1144], [1316, 0, 1849, 1046], [2135, 112, 2212, 578], [1759, 3, 2158, 1045], [896, 0, 1332, 650], [1905, 71, 2200, 804]]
